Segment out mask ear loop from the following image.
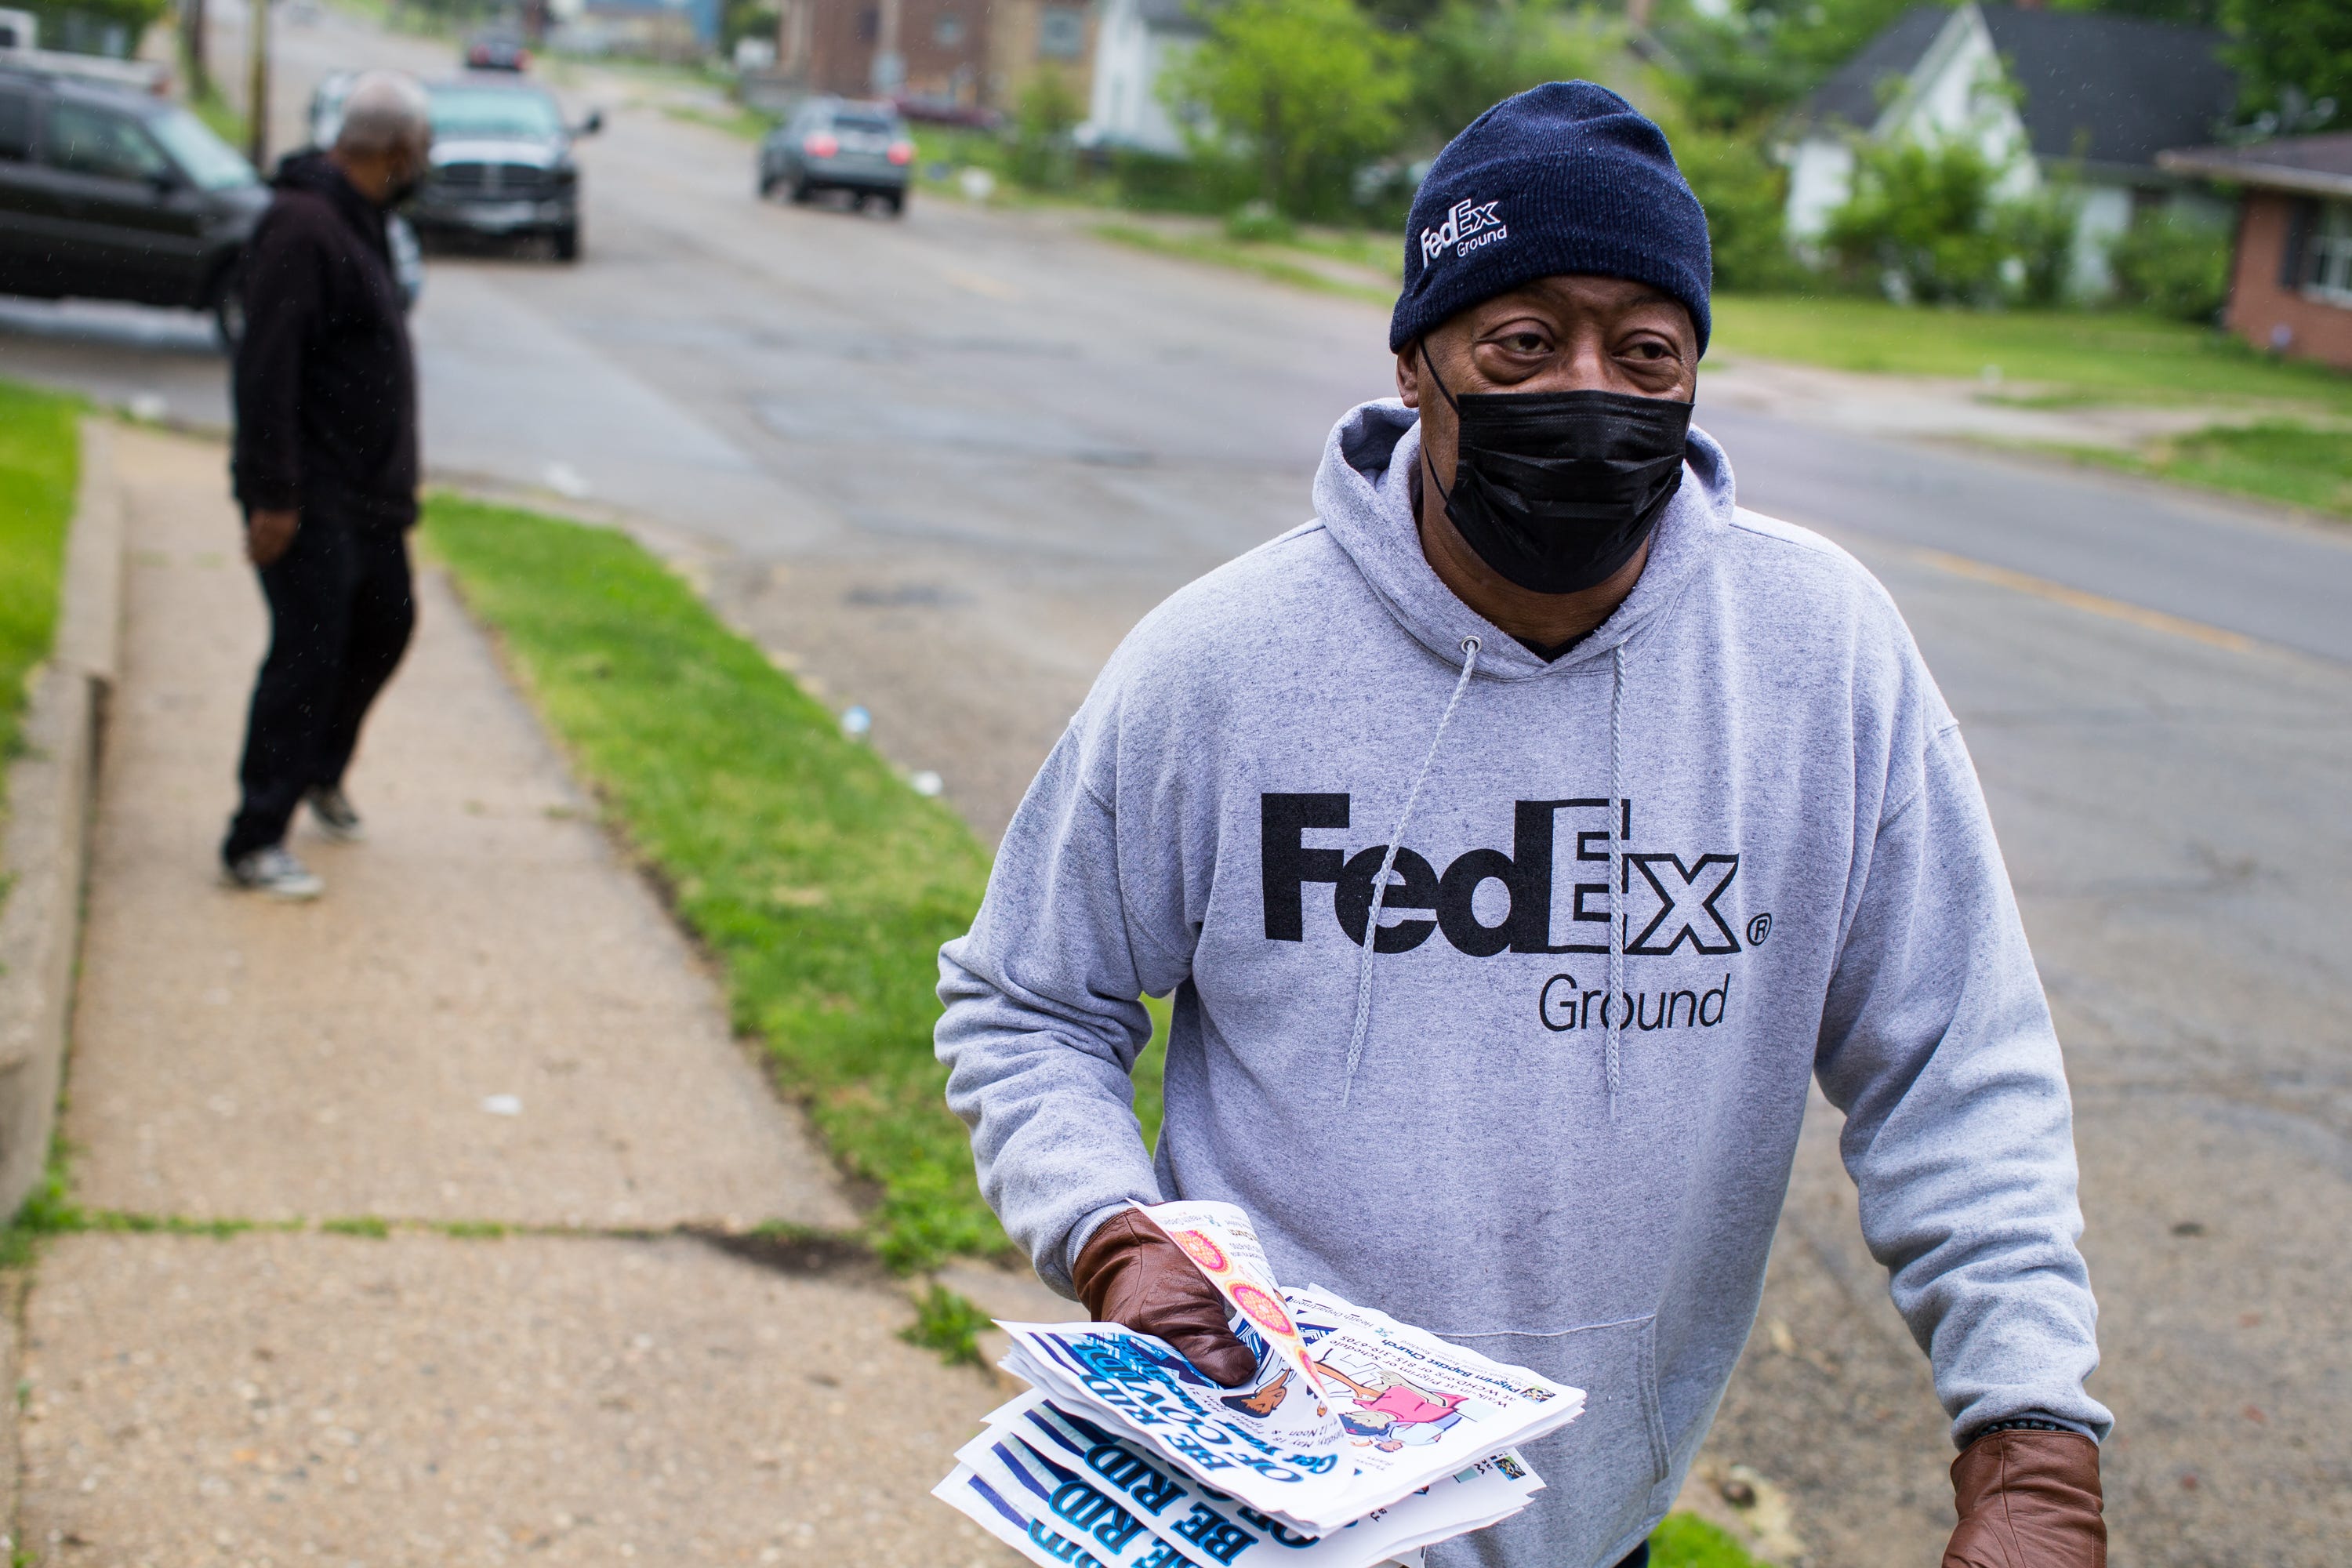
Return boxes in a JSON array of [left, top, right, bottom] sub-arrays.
[[1416, 339, 1465, 514]]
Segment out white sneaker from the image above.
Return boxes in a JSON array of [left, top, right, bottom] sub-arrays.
[[225, 844, 325, 900], [305, 784, 365, 843]]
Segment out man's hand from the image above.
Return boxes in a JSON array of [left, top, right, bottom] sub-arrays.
[[1072, 1208, 1258, 1388], [246, 508, 300, 567], [1945, 1428, 2105, 1568]]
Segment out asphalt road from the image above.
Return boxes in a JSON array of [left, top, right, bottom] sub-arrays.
[[4, 12, 2348, 1563]]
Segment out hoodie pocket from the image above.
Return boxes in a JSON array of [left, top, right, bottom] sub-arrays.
[[1423, 1316, 1671, 1568]]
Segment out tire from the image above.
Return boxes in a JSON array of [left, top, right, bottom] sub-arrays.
[[884, 189, 905, 217], [553, 224, 580, 262], [787, 178, 813, 205], [758, 169, 778, 198]]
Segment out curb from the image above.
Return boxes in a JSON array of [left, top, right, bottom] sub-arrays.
[[0, 419, 122, 1216]]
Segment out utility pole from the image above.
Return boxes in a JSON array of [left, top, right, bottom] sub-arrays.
[[184, 0, 209, 99], [244, 0, 268, 171]]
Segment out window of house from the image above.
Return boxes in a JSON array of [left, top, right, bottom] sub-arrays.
[[1037, 5, 1083, 59], [46, 100, 168, 181], [933, 12, 963, 46], [2307, 201, 2352, 307], [856, 6, 879, 42]]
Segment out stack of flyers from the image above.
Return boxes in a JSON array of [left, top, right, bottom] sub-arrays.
[[933, 1202, 1586, 1568]]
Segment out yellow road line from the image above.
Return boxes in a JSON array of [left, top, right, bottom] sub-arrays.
[[1907, 546, 2261, 655]]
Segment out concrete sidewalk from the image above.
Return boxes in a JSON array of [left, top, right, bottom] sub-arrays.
[[17, 426, 1029, 1566]]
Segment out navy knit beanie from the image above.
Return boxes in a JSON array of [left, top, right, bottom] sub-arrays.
[[1388, 82, 1712, 357]]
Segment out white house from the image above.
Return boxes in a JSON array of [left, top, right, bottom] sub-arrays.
[[1779, 2, 2238, 296], [1080, 0, 1203, 156]]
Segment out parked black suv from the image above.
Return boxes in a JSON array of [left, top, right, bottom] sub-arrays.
[[0, 66, 268, 343], [412, 77, 597, 260]]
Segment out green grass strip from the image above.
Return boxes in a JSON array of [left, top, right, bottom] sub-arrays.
[[1092, 223, 1396, 307], [1710, 294, 2352, 416], [1650, 1511, 1766, 1566], [0, 380, 81, 792], [424, 495, 1001, 1272]]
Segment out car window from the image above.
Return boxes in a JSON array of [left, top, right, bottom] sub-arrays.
[[429, 86, 562, 140], [148, 107, 258, 191], [0, 85, 31, 162], [48, 100, 169, 180], [833, 112, 895, 135]]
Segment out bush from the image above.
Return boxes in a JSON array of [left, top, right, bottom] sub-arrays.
[[1822, 139, 2011, 303], [1822, 137, 2080, 307], [1006, 68, 1084, 191], [2111, 210, 2233, 321]]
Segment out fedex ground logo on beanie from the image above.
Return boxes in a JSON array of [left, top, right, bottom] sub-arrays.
[[1420, 197, 1508, 267]]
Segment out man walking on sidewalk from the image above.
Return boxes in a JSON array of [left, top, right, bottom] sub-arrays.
[[223, 72, 431, 898], [938, 84, 2108, 1568]]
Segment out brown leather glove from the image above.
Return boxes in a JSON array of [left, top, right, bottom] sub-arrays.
[[1072, 1208, 1258, 1388], [1945, 1428, 2106, 1568]]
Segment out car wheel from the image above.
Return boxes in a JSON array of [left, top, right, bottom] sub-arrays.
[[210, 265, 247, 351], [758, 169, 778, 198], [885, 190, 906, 217], [788, 178, 813, 204], [553, 224, 580, 262]]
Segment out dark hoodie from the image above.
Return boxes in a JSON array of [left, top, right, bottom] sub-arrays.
[[231, 152, 418, 530]]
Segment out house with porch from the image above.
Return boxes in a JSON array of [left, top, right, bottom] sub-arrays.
[[2159, 134, 2352, 371], [1779, 2, 2238, 296]]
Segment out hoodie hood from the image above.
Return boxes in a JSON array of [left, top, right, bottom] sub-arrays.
[[1310, 398, 1737, 680], [274, 150, 391, 262]]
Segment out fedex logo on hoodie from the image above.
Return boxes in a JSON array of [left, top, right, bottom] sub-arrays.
[[1261, 793, 1745, 959], [1419, 198, 1508, 266]]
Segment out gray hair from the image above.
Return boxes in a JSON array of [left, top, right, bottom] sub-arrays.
[[336, 71, 431, 158]]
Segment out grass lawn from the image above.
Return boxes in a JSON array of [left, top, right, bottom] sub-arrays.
[[1710, 294, 2352, 416], [2038, 419, 2352, 520], [0, 381, 82, 804]]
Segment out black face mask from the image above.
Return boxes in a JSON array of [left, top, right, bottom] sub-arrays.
[[1420, 344, 1693, 595]]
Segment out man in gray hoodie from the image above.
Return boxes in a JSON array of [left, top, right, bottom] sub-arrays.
[[937, 83, 2109, 1568]]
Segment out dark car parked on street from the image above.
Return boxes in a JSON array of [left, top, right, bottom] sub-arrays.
[[0, 64, 268, 343], [412, 77, 598, 260], [758, 98, 912, 214]]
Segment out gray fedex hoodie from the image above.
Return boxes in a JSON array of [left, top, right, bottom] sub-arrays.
[[937, 400, 2108, 1568]]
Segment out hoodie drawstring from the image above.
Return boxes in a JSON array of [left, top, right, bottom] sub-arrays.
[[1341, 635, 1482, 1106], [1606, 641, 1625, 1119]]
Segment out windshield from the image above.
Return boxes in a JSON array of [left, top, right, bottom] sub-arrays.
[[429, 86, 562, 140], [147, 107, 260, 191]]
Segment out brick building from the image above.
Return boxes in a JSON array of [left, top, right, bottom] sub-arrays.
[[2160, 134, 2352, 372], [774, 0, 991, 104]]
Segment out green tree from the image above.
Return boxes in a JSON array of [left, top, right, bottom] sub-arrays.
[[1161, 0, 1410, 219], [1666, 124, 1801, 291], [20, 0, 169, 53], [1650, 0, 1923, 131], [1406, 0, 1624, 145], [2222, 0, 2352, 127]]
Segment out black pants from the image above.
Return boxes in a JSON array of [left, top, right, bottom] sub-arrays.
[[223, 518, 415, 862]]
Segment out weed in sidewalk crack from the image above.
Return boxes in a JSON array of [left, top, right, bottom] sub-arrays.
[[900, 1283, 988, 1368]]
